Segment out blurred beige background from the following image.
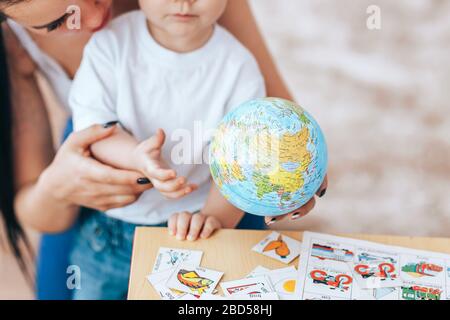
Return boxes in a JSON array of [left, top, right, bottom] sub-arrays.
[[1, 0, 449, 299]]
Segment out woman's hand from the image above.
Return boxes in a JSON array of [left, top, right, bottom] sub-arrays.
[[264, 175, 328, 225], [38, 124, 154, 212]]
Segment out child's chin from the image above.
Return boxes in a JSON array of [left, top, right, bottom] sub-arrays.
[[168, 24, 200, 37]]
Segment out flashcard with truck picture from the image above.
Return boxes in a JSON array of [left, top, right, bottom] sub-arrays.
[[220, 276, 273, 297], [166, 264, 223, 296], [304, 265, 354, 300], [352, 248, 402, 289], [152, 247, 203, 273], [400, 282, 444, 301], [252, 232, 301, 264], [400, 254, 445, 286], [296, 232, 450, 300]]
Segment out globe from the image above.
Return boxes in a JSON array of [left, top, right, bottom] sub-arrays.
[[209, 98, 328, 217]]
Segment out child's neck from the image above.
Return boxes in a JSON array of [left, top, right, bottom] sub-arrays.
[[146, 22, 214, 53]]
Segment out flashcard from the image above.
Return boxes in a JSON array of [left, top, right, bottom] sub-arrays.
[[297, 232, 450, 300], [266, 267, 298, 300], [304, 265, 354, 300], [400, 281, 444, 301], [152, 247, 203, 273], [246, 266, 271, 278], [147, 268, 186, 300], [166, 264, 223, 296], [220, 276, 273, 297], [400, 254, 445, 286], [252, 232, 301, 264], [352, 249, 402, 288], [233, 292, 280, 300]]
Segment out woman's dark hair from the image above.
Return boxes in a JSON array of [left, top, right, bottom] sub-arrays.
[[0, 23, 34, 283]]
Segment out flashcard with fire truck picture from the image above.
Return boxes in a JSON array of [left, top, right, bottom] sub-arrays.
[[352, 249, 402, 289], [400, 282, 444, 301], [304, 265, 354, 299], [400, 254, 445, 286]]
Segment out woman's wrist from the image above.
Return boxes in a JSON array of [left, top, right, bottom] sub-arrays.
[[36, 165, 75, 209]]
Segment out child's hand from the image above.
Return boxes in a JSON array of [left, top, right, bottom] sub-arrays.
[[134, 129, 197, 199], [168, 212, 222, 241]]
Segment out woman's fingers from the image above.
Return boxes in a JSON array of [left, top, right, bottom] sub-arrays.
[[290, 197, 316, 220], [65, 124, 117, 151], [100, 195, 139, 211], [264, 197, 317, 226], [200, 217, 221, 239], [187, 214, 206, 241], [82, 157, 152, 188], [264, 175, 328, 226], [316, 175, 328, 198]]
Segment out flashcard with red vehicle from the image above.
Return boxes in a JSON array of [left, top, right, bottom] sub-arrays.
[[400, 254, 446, 286], [252, 232, 301, 264], [220, 276, 273, 297], [304, 265, 354, 300], [352, 249, 402, 289], [400, 281, 444, 301]]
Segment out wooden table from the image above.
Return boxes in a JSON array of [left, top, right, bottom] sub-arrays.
[[127, 227, 450, 300]]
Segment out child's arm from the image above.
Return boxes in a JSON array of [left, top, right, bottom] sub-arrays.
[[91, 126, 198, 199], [201, 183, 244, 228], [168, 183, 244, 241]]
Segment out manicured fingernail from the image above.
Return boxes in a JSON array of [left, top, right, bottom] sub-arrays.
[[169, 230, 175, 236], [292, 212, 301, 220], [103, 121, 119, 128], [266, 217, 277, 225], [176, 234, 184, 241], [137, 177, 151, 185], [319, 188, 327, 198], [187, 235, 194, 241]]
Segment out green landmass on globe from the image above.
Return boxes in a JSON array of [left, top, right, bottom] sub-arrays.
[[209, 98, 328, 217]]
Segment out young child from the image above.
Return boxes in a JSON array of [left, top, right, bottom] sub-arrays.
[[70, 0, 265, 240]]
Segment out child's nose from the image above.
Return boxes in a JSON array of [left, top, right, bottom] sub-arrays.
[[174, 0, 197, 14]]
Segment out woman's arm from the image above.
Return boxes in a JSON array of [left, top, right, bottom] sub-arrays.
[[219, 1, 328, 224], [219, 0, 293, 100], [3, 24, 152, 233]]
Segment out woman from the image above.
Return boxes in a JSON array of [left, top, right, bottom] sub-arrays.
[[0, 0, 327, 299]]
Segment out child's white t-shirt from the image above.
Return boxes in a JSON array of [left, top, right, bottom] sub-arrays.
[[70, 11, 266, 225]]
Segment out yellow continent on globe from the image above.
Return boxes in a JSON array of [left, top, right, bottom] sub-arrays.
[[252, 127, 312, 199]]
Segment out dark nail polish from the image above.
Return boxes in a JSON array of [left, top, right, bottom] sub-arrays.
[[319, 188, 327, 198], [267, 217, 277, 225], [103, 121, 119, 128], [137, 177, 151, 185]]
